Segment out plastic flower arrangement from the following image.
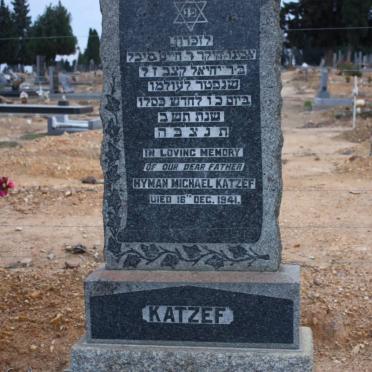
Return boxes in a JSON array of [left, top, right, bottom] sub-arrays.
[[0, 177, 15, 197]]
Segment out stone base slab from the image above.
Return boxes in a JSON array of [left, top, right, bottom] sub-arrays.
[[84, 265, 300, 349], [70, 327, 313, 372]]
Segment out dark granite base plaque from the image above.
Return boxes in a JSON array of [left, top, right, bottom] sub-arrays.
[[84, 265, 300, 349]]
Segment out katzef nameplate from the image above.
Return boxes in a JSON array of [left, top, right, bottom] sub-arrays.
[[101, 0, 282, 270], [89, 287, 294, 346]]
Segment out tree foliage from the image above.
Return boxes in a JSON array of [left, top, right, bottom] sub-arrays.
[[83, 28, 101, 66], [341, 0, 371, 52], [281, 0, 372, 63], [11, 0, 31, 35], [77, 50, 87, 66], [31, 1, 77, 64], [11, 0, 32, 65], [0, 0, 16, 64], [0, 0, 33, 65]]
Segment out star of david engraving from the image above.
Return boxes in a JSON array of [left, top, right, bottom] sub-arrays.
[[174, 0, 208, 32]]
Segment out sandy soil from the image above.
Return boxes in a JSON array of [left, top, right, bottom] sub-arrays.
[[0, 70, 371, 371]]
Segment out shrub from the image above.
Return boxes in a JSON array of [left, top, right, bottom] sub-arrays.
[[304, 100, 313, 111], [338, 62, 362, 78]]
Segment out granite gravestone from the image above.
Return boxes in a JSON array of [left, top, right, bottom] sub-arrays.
[[70, 0, 313, 370], [317, 67, 330, 99], [103, 0, 282, 273], [49, 66, 60, 94], [59, 73, 75, 94], [34, 55, 47, 84]]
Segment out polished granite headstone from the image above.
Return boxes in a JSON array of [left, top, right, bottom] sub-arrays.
[[316, 67, 330, 99], [70, 0, 313, 370], [102, 0, 282, 272], [34, 55, 48, 84]]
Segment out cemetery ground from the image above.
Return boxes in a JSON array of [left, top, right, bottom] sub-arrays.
[[0, 69, 371, 371]]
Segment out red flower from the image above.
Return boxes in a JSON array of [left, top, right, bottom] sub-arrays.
[[0, 177, 15, 197]]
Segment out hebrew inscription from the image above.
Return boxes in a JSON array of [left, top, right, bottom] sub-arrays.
[[118, 0, 262, 244]]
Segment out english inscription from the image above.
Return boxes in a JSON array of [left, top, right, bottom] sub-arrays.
[[118, 0, 262, 244]]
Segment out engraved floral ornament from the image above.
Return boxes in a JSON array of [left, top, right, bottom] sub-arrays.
[[117, 244, 270, 270], [103, 77, 125, 263]]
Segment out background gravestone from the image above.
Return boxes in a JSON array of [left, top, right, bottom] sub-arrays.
[[70, 0, 313, 370], [59, 73, 75, 94], [48, 66, 60, 94], [34, 55, 48, 84], [317, 67, 330, 99]]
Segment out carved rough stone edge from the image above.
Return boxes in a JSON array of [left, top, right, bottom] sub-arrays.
[[100, 0, 282, 271], [100, 0, 128, 267], [257, 0, 283, 269]]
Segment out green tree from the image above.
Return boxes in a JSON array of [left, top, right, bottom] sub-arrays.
[[11, 0, 32, 66], [342, 0, 371, 60], [0, 0, 16, 64], [281, 0, 343, 64], [61, 58, 72, 72], [31, 1, 77, 64], [83, 28, 101, 66], [281, 0, 372, 64], [77, 52, 86, 66], [362, 8, 372, 53]]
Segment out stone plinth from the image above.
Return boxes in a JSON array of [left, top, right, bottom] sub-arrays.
[[71, 328, 313, 372], [83, 265, 300, 349]]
